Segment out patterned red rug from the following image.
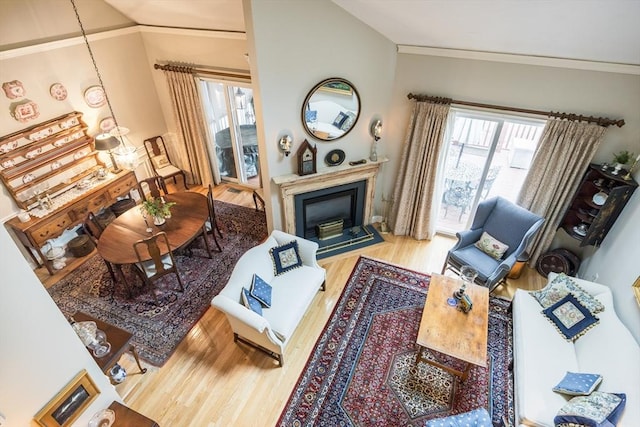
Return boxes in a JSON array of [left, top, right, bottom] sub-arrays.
[[278, 256, 514, 426], [49, 200, 266, 367]]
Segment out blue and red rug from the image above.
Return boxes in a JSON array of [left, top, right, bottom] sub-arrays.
[[48, 200, 267, 367], [278, 256, 514, 426]]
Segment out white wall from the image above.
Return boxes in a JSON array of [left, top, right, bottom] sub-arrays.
[[0, 28, 166, 220], [246, 0, 397, 231], [0, 225, 120, 426], [388, 53, 640, 338], [580, 182, 640, 344]]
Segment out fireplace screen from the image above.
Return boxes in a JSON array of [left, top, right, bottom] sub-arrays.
[[295, 180, 366, 238]]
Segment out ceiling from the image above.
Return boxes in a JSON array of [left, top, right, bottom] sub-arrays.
[[104, 0, 640, 66]]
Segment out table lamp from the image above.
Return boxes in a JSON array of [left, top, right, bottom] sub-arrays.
[[95, 133, 121, 173]]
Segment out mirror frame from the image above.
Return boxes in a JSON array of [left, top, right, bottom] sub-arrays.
[[301, 77, 360, 141]]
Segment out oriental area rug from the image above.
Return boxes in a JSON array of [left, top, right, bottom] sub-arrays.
[[48, 200, 267, 367], [278, 256, 514, 427]]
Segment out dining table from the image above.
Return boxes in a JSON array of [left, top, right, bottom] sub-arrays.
[[97, 191, 209, 266]]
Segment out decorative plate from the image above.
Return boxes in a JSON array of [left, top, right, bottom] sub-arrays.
[[99, 116, 116, 132], [592, 191, 608, 206], [11, 100, 40, 123], [22, 173, 35, 184], [84, 85, 106, 108], [2, 80, 25, 99], [325, 149, 345, 166], [49, 83, 67, 101], [572, 225, 587, 236]]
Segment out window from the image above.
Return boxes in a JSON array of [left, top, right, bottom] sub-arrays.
[[199, 79, 258, 187], [437, 109, 546, 234]]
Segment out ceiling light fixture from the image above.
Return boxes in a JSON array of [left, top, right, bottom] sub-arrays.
[[70, 0, 138, 171]]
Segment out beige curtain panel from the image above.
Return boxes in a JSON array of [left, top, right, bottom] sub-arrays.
[[518, 119, 606, 264], [390, 101, 451, 240], [164, 70, 214, 187]]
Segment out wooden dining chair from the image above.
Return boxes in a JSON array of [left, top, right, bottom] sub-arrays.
[[138, 176, 167, 200], [83, 212, 119, 285], [206, 184, 223, 247], [133, 231, 184, 303], [143, 135, 188, 190]]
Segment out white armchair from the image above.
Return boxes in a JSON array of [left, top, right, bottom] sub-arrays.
[[211, 230, 326, 366]]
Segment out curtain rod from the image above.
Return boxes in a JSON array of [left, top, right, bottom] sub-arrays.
[[154, 63, 251, 81], [407, 93, 625, 128]]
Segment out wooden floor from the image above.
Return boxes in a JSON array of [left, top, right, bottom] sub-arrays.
[[41, 183, 547, 426]]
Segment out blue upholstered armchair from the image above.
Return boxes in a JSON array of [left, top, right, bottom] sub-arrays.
[[441, 196, 544, 292]]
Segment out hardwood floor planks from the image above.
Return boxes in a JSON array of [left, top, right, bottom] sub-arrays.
[[38, 182, 546, 425]]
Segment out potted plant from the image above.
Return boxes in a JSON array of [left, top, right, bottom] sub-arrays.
[[141, 197, 176, 225], [612, 150, 634, 166], [612, 150, 635, 175]]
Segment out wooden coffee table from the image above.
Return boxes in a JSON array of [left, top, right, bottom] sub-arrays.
[[416, 273, 489, 380]]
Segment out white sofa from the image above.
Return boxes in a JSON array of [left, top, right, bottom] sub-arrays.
[[513, 273, 640, 426], [306, 100, 356, 138], [211, 230, 326, 366]]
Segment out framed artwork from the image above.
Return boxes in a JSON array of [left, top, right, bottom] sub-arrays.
[[34, 369, 100, 427], [319, 80, 353, 96], [633, 276, 640, 308]]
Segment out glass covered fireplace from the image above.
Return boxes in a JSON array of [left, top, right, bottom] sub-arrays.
[[294, 180, 366, 239]]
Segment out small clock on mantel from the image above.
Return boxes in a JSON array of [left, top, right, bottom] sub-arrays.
[[296, 139, 317, 176]]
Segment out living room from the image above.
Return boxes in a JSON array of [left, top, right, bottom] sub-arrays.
[[1, 0, 639, 425]]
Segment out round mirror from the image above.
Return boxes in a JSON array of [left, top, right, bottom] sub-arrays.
[[302, 78, 360, 141]]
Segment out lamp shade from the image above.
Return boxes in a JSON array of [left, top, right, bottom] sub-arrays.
[[94, 133, 120, 151]]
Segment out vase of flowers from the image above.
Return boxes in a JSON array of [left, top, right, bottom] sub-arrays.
[[141, 197, 176, 226]]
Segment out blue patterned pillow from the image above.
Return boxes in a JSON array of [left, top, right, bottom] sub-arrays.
[[424, 408, 492, 427], [305, 110, 317, 122], [542, 293, 599, 341], [332, 111, 349, 128], [269, 240, 303, 276], [340, 111, 356, 131], [553, 372, 603, 396], [241, 288, 262, 315], [555, 392, 626, 427], [250, 274, 272, 308]]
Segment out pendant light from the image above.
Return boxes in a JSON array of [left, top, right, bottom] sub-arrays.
[[70, 0, 139, 171]]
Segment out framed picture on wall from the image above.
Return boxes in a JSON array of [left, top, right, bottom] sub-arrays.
[[34, 369, 100, 427]]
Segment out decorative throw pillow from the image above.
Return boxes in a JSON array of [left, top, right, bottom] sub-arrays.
[[530, 273, 605, 315], [269, 240, 303, 276], [151, 154, 170, 169], [424, 407, 492, 427], [553, 372, 603, 396], [542, 293, 599, 341], [554, 392, 626, 427], [474, 231, 509, 260], [241, 288, 263, 315], [250, 274, 272, 308], [340, 111, 356, 131], [305, 110, 317, 123], [332, 111, 349, 129]]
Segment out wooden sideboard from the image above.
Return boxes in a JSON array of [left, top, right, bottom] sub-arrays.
[[5, 170, 138, 275]]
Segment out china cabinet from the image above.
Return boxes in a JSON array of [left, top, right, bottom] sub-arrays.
[[560, 164, 637, 247], [1, 112, 139, 275]]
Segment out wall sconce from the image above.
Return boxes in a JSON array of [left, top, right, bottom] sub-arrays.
[[95, 133, 121, 173], [370, 119, 383, 141], [279, 135, 292, 157], [369, 119, 382, 161]]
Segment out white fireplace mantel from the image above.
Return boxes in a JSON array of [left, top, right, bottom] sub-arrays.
[[272, 158, 388, 235]]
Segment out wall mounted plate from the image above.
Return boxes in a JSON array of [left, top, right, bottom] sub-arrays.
[[325, 149, 345, 166]]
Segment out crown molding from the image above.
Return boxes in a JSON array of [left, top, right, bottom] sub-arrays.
[[0, 25, 245, 60], [397, 45, 640, 76]]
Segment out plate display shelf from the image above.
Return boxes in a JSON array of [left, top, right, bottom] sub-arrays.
[[0, 111, 100, 210], [560, 163, 638, 246]]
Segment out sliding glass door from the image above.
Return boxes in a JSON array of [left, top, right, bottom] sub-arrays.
[[199, 79, 259, 187], [436, 109, 546, 234]]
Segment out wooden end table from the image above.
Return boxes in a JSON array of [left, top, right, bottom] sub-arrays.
[[416, 274, 489, 380], [72, 311, 147, 376]]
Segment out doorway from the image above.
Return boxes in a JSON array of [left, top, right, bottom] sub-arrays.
[[437, 109, 546, 234], [199, 80, 259, 188]]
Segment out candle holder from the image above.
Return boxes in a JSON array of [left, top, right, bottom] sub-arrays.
[[623, 154, 640, 181]]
